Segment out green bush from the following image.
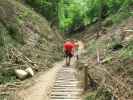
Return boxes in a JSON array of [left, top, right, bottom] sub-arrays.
[[26, 0, 59, 21], [0, 69, 16, 84]]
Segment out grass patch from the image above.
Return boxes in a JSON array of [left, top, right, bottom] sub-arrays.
[[119, 40, 133, 59], [85, 87, 113, 100], [111, 11, 131, 24], [103, 10, 132, 26], [0, 68, 16, 84]]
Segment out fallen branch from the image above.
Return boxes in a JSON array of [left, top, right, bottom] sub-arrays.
[[124, 29, 133, 32]]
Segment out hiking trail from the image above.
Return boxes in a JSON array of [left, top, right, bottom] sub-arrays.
[[50, 65, 83, 100], [18, 41, 84, 100]]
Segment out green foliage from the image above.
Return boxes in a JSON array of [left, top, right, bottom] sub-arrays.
[[0, 23, 8, 47], [0, 68, 16, 84], [25, 0, 133, 31], [26, 0, 59, 21], [104, 8, 131, 26], [85, 87, 113, 100], [0, 23, 14, 62], [58, 0, 133, 31]]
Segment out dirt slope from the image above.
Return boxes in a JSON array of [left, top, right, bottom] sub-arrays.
[[0, 0, 63, 99], [77, 16, 133, 100], [0, 0, 63, 77]]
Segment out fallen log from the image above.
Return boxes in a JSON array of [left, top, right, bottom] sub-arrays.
[[25, 67, 34, 76], [124, 29, 133, 32], [14, 69, 28, 80]]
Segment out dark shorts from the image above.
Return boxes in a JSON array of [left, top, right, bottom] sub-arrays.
[[65, 51, 73, 58]]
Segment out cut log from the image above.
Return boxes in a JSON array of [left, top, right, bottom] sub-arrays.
[[25, 67, 34, 76], [15, 69, 28, 80], [124, 29, 133, 32]]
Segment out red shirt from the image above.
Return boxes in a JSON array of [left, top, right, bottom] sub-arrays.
[[64, 41, 75, 53]]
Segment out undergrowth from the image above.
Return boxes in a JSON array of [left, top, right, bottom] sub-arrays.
[[85, 87, 113, 100], [84, 16, 133, 99], [0, 0, 63, 86], [120, 40, 133, 59], [0, 69, 16, 84]]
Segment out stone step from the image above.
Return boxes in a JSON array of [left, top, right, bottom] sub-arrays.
[[57, 72, 74, 74], [54, 85, 78, 88], [51, 98, 81, 100], [57, 74, 75, 76], [54, 84, 78, 86], [51, 92, 81, 95], [55, 80, 79, 83], [56, 79, 77, 81], [52, 86, 82, 89], [52, 89, 83, 92], [57, 75, 75, 77], [56, 76, 76, 78], [54, 83, 80, 86], [50, 67, 82, 100], [51, 96, 80, 99], [55, 81, 79, 84], [51, 92, 82, 96], [55, 80, 79, 82]]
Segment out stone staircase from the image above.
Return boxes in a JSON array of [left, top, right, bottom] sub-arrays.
[[50, 66, 83, 100]]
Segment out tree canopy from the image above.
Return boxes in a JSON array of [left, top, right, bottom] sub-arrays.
[[26, 0, 133, 32]]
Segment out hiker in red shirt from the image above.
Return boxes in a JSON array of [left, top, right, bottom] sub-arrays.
[[64, 39, 75, 66]]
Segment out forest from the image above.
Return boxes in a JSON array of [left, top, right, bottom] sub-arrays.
[[26, 0, 133, 31], [0, 0, 133, 100]]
